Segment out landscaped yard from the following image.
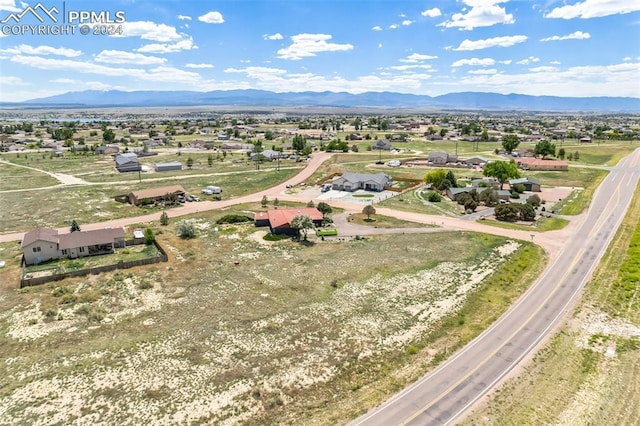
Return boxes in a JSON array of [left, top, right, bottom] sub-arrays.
[[0, 210, 544, 425]]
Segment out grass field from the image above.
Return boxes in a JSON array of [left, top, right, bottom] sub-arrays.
[[0, 208, 544, 425], [462, 181, 640, 426]]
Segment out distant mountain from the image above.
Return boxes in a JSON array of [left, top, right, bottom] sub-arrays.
[[4, 89, 640, 112]]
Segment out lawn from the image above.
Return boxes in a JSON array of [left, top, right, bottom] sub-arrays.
[[0, 211, 544, 426]]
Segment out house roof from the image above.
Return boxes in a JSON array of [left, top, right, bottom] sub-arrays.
[[58, 228, 125, 250], [259, 208, 323, 229], [115, 153, 139, 165], [22, 227, 59, 248], [337, 172, 391, 186], [155, 162, 182, 168], [509, 177, 541, 185], [129, 185, 186, 200]]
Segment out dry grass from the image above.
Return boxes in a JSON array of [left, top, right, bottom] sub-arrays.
[[0, 214, 532, 425]]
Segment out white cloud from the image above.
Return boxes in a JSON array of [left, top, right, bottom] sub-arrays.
[[544, 0, 640, 19], [400, 53, 438, 63], [116, 21, 184, 42], [389, 24, 399, 29], [451, 58, 496, 67], [94, 50, 166, 65], [10, 55, 203, 85], [276, 33, 353, 60], [550, 60, 561, 65], [439, 0, 515, 31], [372, 25, 382, 31], [454, 35, 527, 50], [390, 64, 435, 72], [402, 20, 414, 26], [263, 33, 283, 40], [529, 66, 559, 73], [198, 11, 224, 24], [0, 0, 20, 11], [540, 31, 590, 42], [468, 69, 499, 75], [185, 63, 214, 69], [49, 78, 80, 84], [421, 8, 442, 18], [136, 38, 196, 54], [378, 43, 383, 48], [177, 15, 191, 20], [516, 56, 540, 65], [0, 44, 81, 57], [0, 75, 27, 85]]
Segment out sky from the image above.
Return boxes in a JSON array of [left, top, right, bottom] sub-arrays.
[[0, 0, 638, 102]]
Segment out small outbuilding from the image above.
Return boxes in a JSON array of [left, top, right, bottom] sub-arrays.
[[154, 161, 182, 172]]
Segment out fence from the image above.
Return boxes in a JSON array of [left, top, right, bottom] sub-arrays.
[[20, 240, 168, 288]]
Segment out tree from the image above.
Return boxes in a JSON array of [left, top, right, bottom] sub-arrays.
[[273, 198, 280, 208], [208, 154, 214, 167], [424, 169, 450, 191], [144, 228, 155, 245], [261, 195, 268, 208], [494, 204, 520, 222], [317, 201, 333, 217], [478, 188, 499, 206], [574, 151, 580, 161], [445, 170, 458, 188], [558, 148, 566, 160], [176, 220, 196, 239], [519, 203, 536, 221], [362, 204, 376, 220], [70, 220, 81, 232], [160, 211, 169, 226], [306, 200, 315, 208], [483, 160, 521, 189], [501, 134, 520, 154], [290, 214, 314, 240], [186, 157, 194, 169], [292, 134, 306, 153], [526, 194, 542, 207], [534, 140, 556, 159], [102, 128, 115, 143]]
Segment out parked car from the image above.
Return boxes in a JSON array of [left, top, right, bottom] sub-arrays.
[[201, 189, 213, 195]]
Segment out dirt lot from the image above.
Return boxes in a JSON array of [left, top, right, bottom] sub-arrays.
[[0, 221, 527, 425]]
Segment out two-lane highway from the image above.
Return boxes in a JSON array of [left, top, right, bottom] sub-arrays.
[[353, 148, 640, 425]]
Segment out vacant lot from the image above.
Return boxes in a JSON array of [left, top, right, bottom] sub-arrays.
[[0, 213, 541, 425]]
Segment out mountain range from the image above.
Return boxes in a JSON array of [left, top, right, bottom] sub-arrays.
[[3, 90, 639, 112]]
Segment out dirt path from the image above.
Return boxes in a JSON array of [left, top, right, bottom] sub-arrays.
[[0, 159, 89, 185]]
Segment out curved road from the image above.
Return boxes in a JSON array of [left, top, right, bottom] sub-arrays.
[[352, 148, 640, 425]]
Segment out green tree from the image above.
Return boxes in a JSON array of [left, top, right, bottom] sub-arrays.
[[176, 220, 196, 239], [261, 195, 268, 208], [273, 198, 280, 208], [70, 219, 81, 232], [102, 128, 115, 142], [186, 157, 194, 169], [306, 200, 315, 208], [519, 203, 536, 221], [494, 204, 520, 222], [207, 154, 213, 167], [317, 201, 333, 217], [534, 140, 556, 159], [290, 214, 314, 240], [160, 211, 169, 226], [501, 134, 520, 153], [483, 160, 521, 189], [424, 169, 450, 191], [526, 194, 541, 207], [478, 188, 499, 206], [362, 204, 376, 220], [558, 148, 566, 160], [144, 228, 155, 245], [445, 170, 458, 188], [292, 134, 306, 153]]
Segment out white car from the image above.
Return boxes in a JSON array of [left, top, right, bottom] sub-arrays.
[[201, 189, 213, 195]]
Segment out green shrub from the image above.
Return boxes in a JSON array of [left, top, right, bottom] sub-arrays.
[[52, 286, 72, 297], [427, 192, 443, 202], [216, 214, 252, 224]]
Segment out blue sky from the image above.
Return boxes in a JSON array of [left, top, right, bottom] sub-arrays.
[[0, 0, 638, 102]]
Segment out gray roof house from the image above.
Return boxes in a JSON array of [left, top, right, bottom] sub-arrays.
[[428, 152, 458, 165], [115, 153, 141, 172], [371, 139, 393, 151], [155, 161, 182, 172], [22, 227, 125, 266], [508, 177, 541, 192], [332, 172, 392, 192]]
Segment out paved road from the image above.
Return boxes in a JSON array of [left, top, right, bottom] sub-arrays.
[[352, 148, 640, 425]]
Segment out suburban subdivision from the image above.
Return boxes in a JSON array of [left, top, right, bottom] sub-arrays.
[[0, 108, 639, 426]]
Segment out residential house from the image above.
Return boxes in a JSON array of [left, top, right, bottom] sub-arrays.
[[115, 153, 141, 172], [509, 177, 542, 192], [371, 139, 393, 151], [464, 156, 491, 166], [254, 208, 323, 236], [332, 172, 392, 192], [447, 186, 510, 202], [127, 185, 186, 206], [154, 162, 183, 172], [516, 157, 568, 171], [95, 145, 119, 155], [428, 152, 458, 165], [22, 227, 125, 266], [580, 136, 593, 143]]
